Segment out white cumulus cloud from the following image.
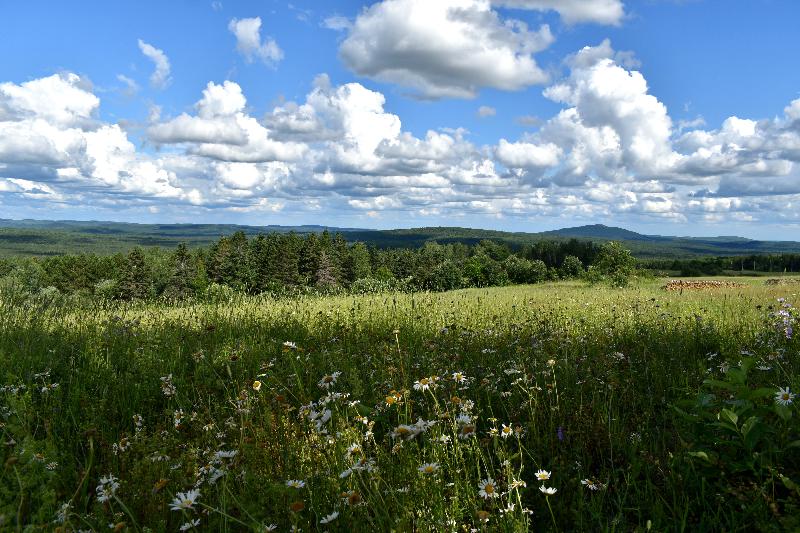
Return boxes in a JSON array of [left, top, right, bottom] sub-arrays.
[[137, 40, 172, 89], [228, 17, 284, 65], [492, 0, 625, 25], [338, 0, 553, 99]]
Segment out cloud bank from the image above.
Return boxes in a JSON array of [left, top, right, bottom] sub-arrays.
[[1, 41, 799, 228]]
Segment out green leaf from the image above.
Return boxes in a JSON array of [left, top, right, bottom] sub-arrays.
[[703, 379, 736, 391], [740, 417, 766, 449], [726, 368, 747, 385], [745, 387, 778, 400], [775, 404, 793, 422], [719, 408, 738, 426], [688, 451, 712, 462], [780, 475, 800, 497]]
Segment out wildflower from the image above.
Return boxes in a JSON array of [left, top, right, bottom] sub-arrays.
[[500, 424, 513, 439], [346, 443, 362, 457], [342, 490, 362, 506], [318, 371, 342, 390], [160, 375, 176, 397], [252, 380, 262, 391], [179, 519, 201, 531], [418, 462, 440, 475], [478, 478, 500, 499], [46, 462, 58, 471], [286, 479, 306, 489], [170, 489, 200, 511], [391, 424, 421, 441], [499, 503, 516, 515], [289, 501, 305, 513], [476, 510, 490, 523], [133, 414, 144, 433], [535, 470, 551, 482], [438, 435, 451, 444], [214, 450, 237, 461], [508, 479, 527, 490], [413, 377, 433, 392], [173, 409, 184, 429], [385, 391, 401, 406], [152, 478, 169, 493], [283, 341, 297, 350], [539, 486, 557, 495], [320, 511, 339, 524], [547, 359, 556, 367], [96, 474, 120, 503], [55, 502, 71, 524], [112, 438, 130, 455], [457, 415, 477, 439], [452, 371, 467, 383], [775, 387, 795, 406], [581, 479, 602, 491]]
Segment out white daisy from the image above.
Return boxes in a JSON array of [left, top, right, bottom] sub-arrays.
[[179, 518, 201, 531], [581, 479, 602, 491], [413, 377, 433, 391], [478, 478, 500, 499], [535, 469, 551, 481], [286, 479, 306, 489], [539, 486, 557, 495], [170, 489, 200, 511], [320, 511, 339, 524], [318, 371, 342, 389], [775, 386, 795, 406], [418, 462, 440, 475]]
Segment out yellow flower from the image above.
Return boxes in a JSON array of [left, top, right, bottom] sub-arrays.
[[252, 380, 262, 392]]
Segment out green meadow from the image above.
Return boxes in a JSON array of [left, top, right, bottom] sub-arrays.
[[1, 278, 798, 531]]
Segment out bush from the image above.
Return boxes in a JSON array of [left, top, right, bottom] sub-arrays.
[[559, 255, 584, 279], [591, 241, 637, 287], [204, 282, 238, 303], [427, 261, 464, 292], [94, 279, 118, 300]]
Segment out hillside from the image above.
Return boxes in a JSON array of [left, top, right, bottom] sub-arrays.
[[1, 219, 800, 258]]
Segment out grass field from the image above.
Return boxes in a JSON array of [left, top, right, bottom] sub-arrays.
[[1, 278, 798, 531]]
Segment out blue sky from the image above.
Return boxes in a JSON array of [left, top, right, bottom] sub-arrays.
[[1, 0, 799, 238]]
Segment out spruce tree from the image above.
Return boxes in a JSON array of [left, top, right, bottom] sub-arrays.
[[120, 247, 152, 300], [164, 243, 196, 300]]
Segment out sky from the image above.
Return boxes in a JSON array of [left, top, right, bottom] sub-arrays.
[[1, 0, 799, 239]]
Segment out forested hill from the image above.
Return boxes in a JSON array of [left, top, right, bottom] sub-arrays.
[[1, 218, 800, 258]]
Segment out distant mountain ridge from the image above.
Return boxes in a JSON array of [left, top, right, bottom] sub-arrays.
[[1, 219, 799, 258]]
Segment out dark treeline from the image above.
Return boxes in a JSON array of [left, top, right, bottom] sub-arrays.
[[0, 231, 599, 300], [643, 254, 800, 276]]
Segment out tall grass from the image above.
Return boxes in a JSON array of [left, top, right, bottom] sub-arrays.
[[0, 279, 797, 531]]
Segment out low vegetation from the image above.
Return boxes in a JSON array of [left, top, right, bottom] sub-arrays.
[[1, 279, 798, 531]]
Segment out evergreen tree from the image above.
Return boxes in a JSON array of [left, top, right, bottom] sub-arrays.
[[347, 242, 372, 282], [120, 247, 152, 300], [298, 233, 320, 283], [163, 243, 196, 300], [315, 251, 338, 290]]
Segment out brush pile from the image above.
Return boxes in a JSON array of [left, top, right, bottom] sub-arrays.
[[765, 278, 800, 286], [663, 279, 745, 291]]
